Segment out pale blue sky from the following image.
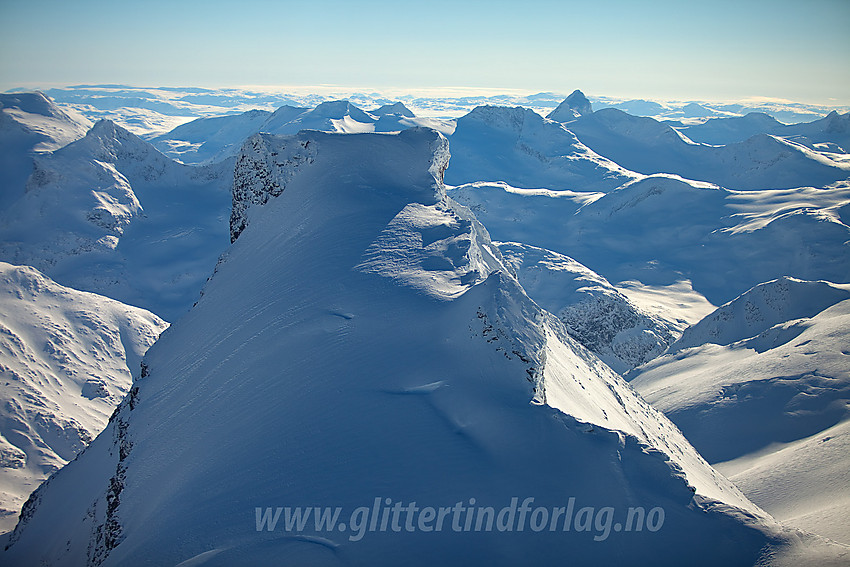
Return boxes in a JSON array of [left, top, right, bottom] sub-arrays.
[[1, 0, 848, 103]]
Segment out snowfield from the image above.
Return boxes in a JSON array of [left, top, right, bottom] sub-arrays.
[[0, 262, 167, 533], [6, 127, 845, 566], [0, 87, 849, 565], [630, 278, 850, 544]]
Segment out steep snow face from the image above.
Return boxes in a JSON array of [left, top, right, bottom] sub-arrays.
[[0, 92, 92, 210], [566, 109, 850, 190], [630, 279, 850, 543], [671, 277, 850, 351], [453, 174, 850, 307], [497, 242, 677, 373], [0, 120, 232, 320], [546, 89, 593, 122], [445, 105, 638, 191], [4, 128, 811, 566], [0, 262, 167, 533]]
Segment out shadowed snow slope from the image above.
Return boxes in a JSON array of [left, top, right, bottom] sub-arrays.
[[630, 278, 850, 544], [0, 92, 92, 210], [5, 128, 838, 566], [0, 120, 232, 320], [565, 109, 850, 190], [445, 106, 637, 191], [0, 262, 167, 533]]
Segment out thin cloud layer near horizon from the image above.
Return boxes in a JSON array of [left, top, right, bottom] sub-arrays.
[[1, 0, 849, 104]]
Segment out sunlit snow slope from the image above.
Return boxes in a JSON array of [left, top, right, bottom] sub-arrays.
[[562, 109, 850, 190], [0, 262, 167, 533], [5, 129, 837, 566], [451, 175, 850, 307], [0, 92, 91, 210], [0, 120, 232, 320], [630, 277, 850, 544]]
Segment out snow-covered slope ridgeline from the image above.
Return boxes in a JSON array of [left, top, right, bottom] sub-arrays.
[[0, 92, 91, 210], [31, 84, 849, 138], [496, 242, 678, 373], [444, 104, 638, 191], [151, 100, 454, 165], [5, 128, 838, 566], [554, 108, 850, 191], [630, 277, 850, 544], [0, 119, 232, 321], [452, 175, 850, 308], [678, 110, 850, 151], [0, 263, 167, 533]]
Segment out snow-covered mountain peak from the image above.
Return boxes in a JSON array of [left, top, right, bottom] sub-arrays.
[[463, 105, 539, 133], [823, 110, 849, 133], [370, 101, 415, 117], [0, 115, 233, 320], [577, 107, 684, 144], [1, 92, 74, 123], [230, 127, 449, 242], [74, 119, 166, 164], [547, 89, 593, 122], [671, 276, 850, 351], [1, 92, 93, 208], [310, 99, 375, 123], [5, 125, 816, 565]]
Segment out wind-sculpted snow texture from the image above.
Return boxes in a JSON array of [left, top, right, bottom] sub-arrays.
[[0, 263, 167, 533], [5, 128, 835, 567], [451, 175, 850, 308], [630, 278, 850, 544], [0, 120, 232, 320]]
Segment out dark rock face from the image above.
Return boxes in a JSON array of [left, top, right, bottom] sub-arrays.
[[230, 133, 316, 242]]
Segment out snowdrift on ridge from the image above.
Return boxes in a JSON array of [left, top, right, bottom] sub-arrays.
[[4, 128, 839, 566]]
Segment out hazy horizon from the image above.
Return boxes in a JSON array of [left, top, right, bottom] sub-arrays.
[[2, 0, 848, 106]]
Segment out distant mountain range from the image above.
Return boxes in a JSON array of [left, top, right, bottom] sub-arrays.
[[1, 88, 849, 562]]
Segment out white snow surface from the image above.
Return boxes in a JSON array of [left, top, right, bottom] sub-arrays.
[[5, 128, 837, 566], [564, 109, 850, 190], [444, 105, 638, 191], [547, 89, 593, 122], [495, 242, 679, 373], [450, 174, 850, 307], [152, 100, 454, 165], [678, 111, 850, 151], [0, 92, 91, 210], [0, 119, 233, 321], [0, 262, 167, 533], [630, 278, 850, 543]]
